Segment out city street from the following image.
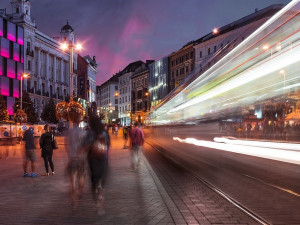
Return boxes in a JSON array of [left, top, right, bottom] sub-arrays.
[[0, 133, 259, 225]]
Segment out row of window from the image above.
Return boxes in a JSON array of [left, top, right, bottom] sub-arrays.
[[133, 77, 148, 88], [171, 51, 194, 67], [132, 101, 148, 112], [0, 17, 24, 46], [119, 104, 130, 113]]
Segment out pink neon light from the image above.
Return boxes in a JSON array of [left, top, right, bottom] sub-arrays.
[[0, 76, 9, 96], [17, 62, 23, 80], [17, 27, 24, 45], [7, 97, 15, 116], [7, 22, 16, 42], [13, 43, 20, 61], [7, 60, 16, 79], [0, 57, 3, 76], [13, 80, 19, 98], [0, 18, 3, 37], [0, 38, 10, 58]]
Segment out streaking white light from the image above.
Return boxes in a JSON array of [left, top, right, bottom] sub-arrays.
[[173, 137, 300, 165]]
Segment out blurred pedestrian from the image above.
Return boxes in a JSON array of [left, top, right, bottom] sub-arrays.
[[123, 126, 129, 149], [22, 127, 37, 178], [39, 125, 55, 176], [130, 122, 144, 170], [66, 115, 87, 208], [86, 116, 109, 215]]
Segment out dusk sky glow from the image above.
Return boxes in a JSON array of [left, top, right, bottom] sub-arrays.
[[0, 0, 291, 85]]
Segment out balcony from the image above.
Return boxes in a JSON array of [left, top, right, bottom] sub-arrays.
[[26, 49, 34, 57]]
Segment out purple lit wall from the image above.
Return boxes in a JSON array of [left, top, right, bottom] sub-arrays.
[[13, 79, 19, 98], [7, 21, 16, 42], [7, 59, 16, 79], [0, 18, 3, 37], [17, 26, 24, 45], [0, 37, 10, 58], [17, 62, 23, 80], [20, 46, 24, 63], [7, 97, 15, 116], [0, 76, 9, 96], [0, 56, 3, 76], [13, 43, 20, 61]]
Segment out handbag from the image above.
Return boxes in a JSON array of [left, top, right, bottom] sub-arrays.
[[52, 134, 58, 149]]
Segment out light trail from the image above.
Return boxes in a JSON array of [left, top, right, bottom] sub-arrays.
[[173, 137, 300, 165]]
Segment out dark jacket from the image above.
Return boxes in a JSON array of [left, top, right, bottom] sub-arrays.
[[23, 129, 35, 150], [39, 132, 54, 157]]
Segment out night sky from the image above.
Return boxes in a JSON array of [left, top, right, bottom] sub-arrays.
[[0, 0, 291, 85]]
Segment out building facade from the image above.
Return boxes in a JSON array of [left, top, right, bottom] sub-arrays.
[[168, 42, 195, 91], [96, 75, 119, 124], [0, 15, 24, 116], [83, 55, 97, 104], [131, 61, 153, 125], [4, 0, 78, 118], [149, 56, 168, 108], [118, 61, 144, 126]]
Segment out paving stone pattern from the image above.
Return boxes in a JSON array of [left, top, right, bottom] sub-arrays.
[[0, 134, 259, 224]]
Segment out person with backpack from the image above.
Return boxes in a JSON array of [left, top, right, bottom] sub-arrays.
[[123, 126, 129, 149], [85, 116, 109, 215], [39, 125, 55, 176], [22, 127, 37, 178], [130, 122, 144, 170]]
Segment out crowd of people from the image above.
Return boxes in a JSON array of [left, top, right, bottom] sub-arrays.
[[219, 120, 300, 141], [21, 116, 144, 215]]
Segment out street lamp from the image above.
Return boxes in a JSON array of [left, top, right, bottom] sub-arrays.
[[61, 41, 83, 98], [20, 73, 29, 112]]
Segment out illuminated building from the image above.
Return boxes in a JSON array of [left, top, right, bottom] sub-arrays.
[[3, 0, 77, 117], [96, 75, 119, 124], [169, 42, 195, 90], [0, 15, 24, 116], [131, 60, 153, 125], [194, 4, 284, 73], [149, 56, 168, 108], [83, 55, 97, 104], [118, 61, 144, 126]]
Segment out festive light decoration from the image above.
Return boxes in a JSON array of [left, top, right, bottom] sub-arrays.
[[68, 99, 84, 122], [14, 109, 27, 123], [56, 99, 84, 122], [55, 102, 69, 120]]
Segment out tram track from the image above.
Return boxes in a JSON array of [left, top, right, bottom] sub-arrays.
[[144, 141, 269, 224]]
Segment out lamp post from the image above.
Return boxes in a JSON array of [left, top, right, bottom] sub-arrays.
[[61, 41, 82, 98], [20, 73, 29, 112]]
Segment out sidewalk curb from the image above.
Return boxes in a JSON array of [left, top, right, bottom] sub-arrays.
[[142, 146, 186, 224]]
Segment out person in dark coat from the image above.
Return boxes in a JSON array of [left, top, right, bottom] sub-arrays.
[[86, 116, 108, 215], [39, 125, 55, 176], [22, 127, 37, 177]]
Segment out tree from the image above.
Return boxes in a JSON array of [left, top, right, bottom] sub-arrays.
[[0, 96, 9, 121], [14, 91, 39, 124], [41, 98, 58, 124]]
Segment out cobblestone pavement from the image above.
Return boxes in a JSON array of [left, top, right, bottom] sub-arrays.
[[0, 133, 258, 225]]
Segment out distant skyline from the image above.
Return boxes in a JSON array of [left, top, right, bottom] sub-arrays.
[[0, 0, 291, 85]]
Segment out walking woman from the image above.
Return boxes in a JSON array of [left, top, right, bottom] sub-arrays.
[[86, 116, 108, 215], [39, 125, 55, 176]]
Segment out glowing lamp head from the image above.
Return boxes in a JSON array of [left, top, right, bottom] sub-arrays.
[[61, 42, 68, 50], [75, 43, 82, 51], [279, 69, 285, 74], [212, 28, 219, 35], [114, 92, 119, 97], [262, 45, 269, 50], [22, 73, 29, 78]]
